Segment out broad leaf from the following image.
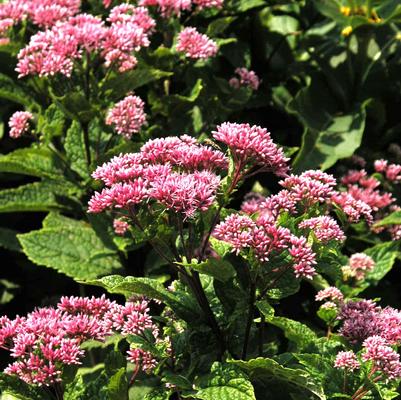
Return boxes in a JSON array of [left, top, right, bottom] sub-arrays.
[[18, 216, 122, 280], [269, 317, 318, 351], [0, 73, 35, 106], [65, 120, 90, 178], [0, 373, 50, 400], [230, 358, 326, 400], [194, 362, 256, 400], [0, 147, 64, 179], [178, 258, 236, 282], [373, 210, 401, 228], [0, 181, 76, 213]]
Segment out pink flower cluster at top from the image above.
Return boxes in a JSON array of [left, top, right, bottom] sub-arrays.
[[241, 170, 373, 224], [213, 213, 317, 279], [374, 159, 401, 182], [176, 27, 218, 59], [106, 94, 147, 139], [0, 295, 158, 386], [89, 135, 227, 218], [138, 0, 223, 17], [89, 123, 289, 219], [16, 5, 155, 77], [213, 122, 289, 177], [0, 0, 80, 30], [8, 111, 33, 138], [229, 68, 260, 90]]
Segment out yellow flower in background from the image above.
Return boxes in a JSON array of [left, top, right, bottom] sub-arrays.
[[341, 26, 353, 37], [340, 6, 351, 17]]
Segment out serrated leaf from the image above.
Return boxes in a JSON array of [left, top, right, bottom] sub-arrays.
[[101, 66, 172, 101], [269, 317, 318, 350], [195, 362, 256, 400], [37, 104, 65, 142], [0, 147, 64, 179], [255, 300, 274, 321], [0, 227, 22, 252], [0, 373, 50, 400], [18, 217, 122, 280], [0, 73, 35, 106], [144, 389, 171, 400], [86, 275, 195, 321], [65, 120, 89, 178], [373, 210, 401, 228], [177, 258, 235, 282], [230, 358, 326, 400], [0, 181, 73, 213]]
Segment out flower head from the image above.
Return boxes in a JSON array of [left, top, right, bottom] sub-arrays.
[[8, 111, 33, 138], [176, 27, 217, 59], [334, 351, 360, 371]]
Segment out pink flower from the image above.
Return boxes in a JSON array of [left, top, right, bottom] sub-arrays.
[[127, 348, 157, 372], [362, 336, 401, 379], [106, 95, 147, 139], [149, 170, 221, 218], [349, 253, 375, 280], [334, 351, 360, 371], [288, 236, 316, 279], [230, 67, 260, 90], [315, 287, 344, 303], [374, 159, 388, 172], [8, 111, 33, 138], [176, 27, 218, 59], [213, 122, 289, 176], [113, 218, 129, 235], [139, 0, 191, 17], [299, 216, 345, 243], [213, 214, 256, 254], [386, 164, 401, 182], [193, 0, 223, 9], [331, 192, 373, 224]]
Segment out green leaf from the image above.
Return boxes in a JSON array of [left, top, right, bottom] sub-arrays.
[[0, 73, 35, 106], [0, 147, 64, 179], [177, 258, 236, 282], [18, 216, 122, 280], [0, 373, 50, 400], [144, 389, 171, 400], [101, 66, 172, 101], [0, 181, 74, 213], [64, 120, 89, 178], [230, 358, 326, 400], [229, 0, 266, 13], [37, 104, 65, 142], [292, 107, 367, 172], [86, 275, 195, 321], [269, 317, 318, 350], [373, 210, 401, 228], [0, 227, 22, 252], [194, 362, 256, 400], [255, 300, 274, 321], [207, 17, 237, 36]]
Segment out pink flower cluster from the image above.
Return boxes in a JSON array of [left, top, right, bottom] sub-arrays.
[[8, 111, 33, 138], [299, 216, 345, 243], [374, 159, 401, 182], [315, 286, 344, 303], [338, 300, 401, 346], [106, 94, 147, 139], [213, 213, 317, 279], [362, 336, 401, 379], [113, 218, 129, 235], [89, 135, 227, 218], [334, 351, 360, 371], [16, 6, 155, 77], [0, 0, 80, 30], [213, 122, 289, 177], [229, 67, 260, 90], [0, 295, 158, 386], [176, 27, 218, 59], [347, 253, 375, 280], [139, 0, 223, 17]]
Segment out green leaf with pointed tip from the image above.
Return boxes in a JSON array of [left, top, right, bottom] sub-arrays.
[[0, 147, 64, 179], [65, 120, 90, 179], [0, 73, 36, 106], [230, 358, 326, 400], [269, 317, 318, 351], [18, 217, 122, 280], [0, 181, 75, 213], [194, 362, 256, 400], [373, 210, 401, 228], [177, 258, 236, 282], [101, 66, 172, 101], [255, 300, 275, 321]]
